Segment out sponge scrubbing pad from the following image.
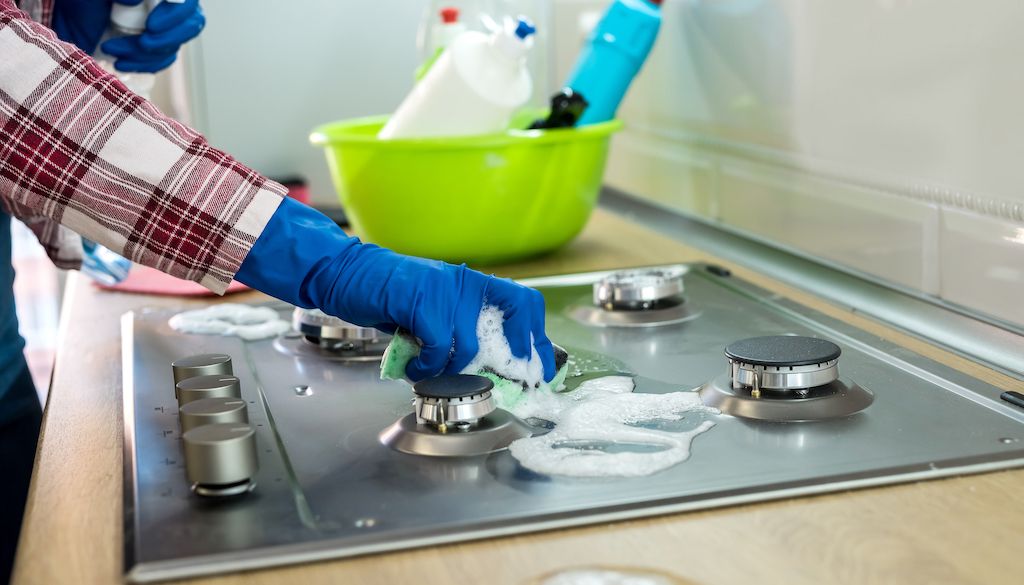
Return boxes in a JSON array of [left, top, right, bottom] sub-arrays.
[[380, 329, 569, 410]]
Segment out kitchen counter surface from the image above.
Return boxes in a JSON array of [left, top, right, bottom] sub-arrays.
[[13, 209, 1024, 585]]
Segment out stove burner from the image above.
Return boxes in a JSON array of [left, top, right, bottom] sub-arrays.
[[413, 375, 496, 432], [293, 308, 382, 348], [380, 374, 535, 457], [699, 335, 873, 421], [570, 267, 698, 327], [726, 336, 841, 397], [593, 267, 685, 311], [274, 308, 390, 362]]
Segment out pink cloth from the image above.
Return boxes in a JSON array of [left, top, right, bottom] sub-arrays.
[[95, 265, 250, 296]]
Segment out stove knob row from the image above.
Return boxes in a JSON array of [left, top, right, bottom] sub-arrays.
[[171, 354, 259, 497]]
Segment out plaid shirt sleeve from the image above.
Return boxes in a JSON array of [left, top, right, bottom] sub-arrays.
[[1, 0, 284, 293]]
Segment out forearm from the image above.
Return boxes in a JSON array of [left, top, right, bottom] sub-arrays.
[[0, 0, 282, 293]]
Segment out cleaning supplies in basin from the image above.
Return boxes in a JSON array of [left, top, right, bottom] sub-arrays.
[[565, 0, 663, 126], [379, 17, 537, 139]]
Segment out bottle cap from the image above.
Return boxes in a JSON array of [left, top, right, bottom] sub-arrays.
[[440, 7, 460, 24], [491, 16, 536, 61], [514, 17, 537, 40]]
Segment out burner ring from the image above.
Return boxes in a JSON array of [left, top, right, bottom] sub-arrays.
[[380, 409, 535, 457], [698, 374, 873, 422], [730, 359, 840, 392]]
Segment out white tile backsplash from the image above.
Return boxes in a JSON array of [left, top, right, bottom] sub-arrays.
[[552, 0, 1024, 326], [940, 208, 1024, 326], [605, 130, 717, 218], [718, 159, 940, 293]]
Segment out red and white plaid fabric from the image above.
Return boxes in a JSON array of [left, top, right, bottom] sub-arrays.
[[1, 0, 284, 293]]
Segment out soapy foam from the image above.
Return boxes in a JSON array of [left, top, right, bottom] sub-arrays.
[[510, 375, 634, 422], [460, 305, 546, 391], [508, 376, 717, 478], [169, 304, 290, 341]]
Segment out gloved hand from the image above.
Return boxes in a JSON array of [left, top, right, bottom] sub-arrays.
[[235, 198, 557, 383], [100, 0, 205, 73], [52, 0, 114, 54]]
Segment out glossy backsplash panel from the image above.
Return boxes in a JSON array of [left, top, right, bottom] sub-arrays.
[[554, 0, 1024, 327]]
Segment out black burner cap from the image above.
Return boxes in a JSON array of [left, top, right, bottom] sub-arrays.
[[724, 335, 841, 367], [413, 374, 494, 399]]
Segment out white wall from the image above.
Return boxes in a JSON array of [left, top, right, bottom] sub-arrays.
[[183, 0, 430, 205], [554, 0, 1024, 327]]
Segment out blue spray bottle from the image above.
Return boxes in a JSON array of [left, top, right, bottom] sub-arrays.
[[565, 0, 663, 126]]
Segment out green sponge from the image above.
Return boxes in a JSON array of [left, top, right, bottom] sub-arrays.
[[379, 330, 422, 381], [380, 330, 570, 410]]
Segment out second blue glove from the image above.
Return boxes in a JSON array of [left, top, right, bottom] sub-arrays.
[[100, 0, 205, 73]]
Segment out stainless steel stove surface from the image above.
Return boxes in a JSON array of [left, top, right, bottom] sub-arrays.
[[122, 264, 1024, 582]]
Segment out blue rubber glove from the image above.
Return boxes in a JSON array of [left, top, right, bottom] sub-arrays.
[[100, 0, 205, 73], [52, 0, 114, 54], [235, 198, 557, 383]]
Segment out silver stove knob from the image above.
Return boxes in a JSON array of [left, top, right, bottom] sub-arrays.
[[183, 423, 258, 496], [593, 268, 685, 310], [176, 374, 241, 405], [179, 396, 249, 433], [171, 353, 233, 388]]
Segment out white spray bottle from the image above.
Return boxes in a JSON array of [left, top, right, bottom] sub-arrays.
[[379, 16, 536, 139]]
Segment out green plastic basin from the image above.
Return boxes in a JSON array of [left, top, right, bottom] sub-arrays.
[[310, 116, 622, 265]]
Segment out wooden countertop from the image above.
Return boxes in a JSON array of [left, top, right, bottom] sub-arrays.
[[13, 210, 1023, 585]]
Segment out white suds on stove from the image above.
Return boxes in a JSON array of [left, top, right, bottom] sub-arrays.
[[508, 376, 717, 478], [460, 305, 546, 389], [168, 304, 290, 341]]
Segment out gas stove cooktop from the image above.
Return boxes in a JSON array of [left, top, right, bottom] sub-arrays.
[[121, 263, 1024, 583]]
